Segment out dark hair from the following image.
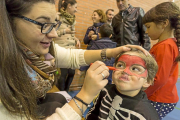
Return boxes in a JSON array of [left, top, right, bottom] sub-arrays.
[[106, 9, 114, 15], [93, 9, 106, 23], [58, 0, 77, 12], [115, 48, 158, 89], [0, 0, 54, 119], [142, 2, 180, 61], [99, 23, 113, 37]]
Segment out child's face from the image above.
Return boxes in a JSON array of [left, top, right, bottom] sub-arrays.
[[112, 52, 150, 96], [145, 22, 164, 40]]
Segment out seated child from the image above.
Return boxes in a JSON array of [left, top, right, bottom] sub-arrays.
[[80, 23, 116, 84], [86, 48, 160, 120]]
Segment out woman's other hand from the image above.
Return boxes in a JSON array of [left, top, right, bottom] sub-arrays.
[[107, 44, 150, 58]]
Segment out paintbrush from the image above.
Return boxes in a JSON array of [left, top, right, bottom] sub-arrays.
[[90, 63, 118, 71]]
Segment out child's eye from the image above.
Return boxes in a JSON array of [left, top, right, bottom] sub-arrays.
[[132, 67, 140, 72], [130, 65, 146, 74], [116, 62, 125, 69], [117, 64, 123, 68]]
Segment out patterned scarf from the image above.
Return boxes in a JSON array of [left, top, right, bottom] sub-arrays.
[[18, 41, 57, 98], [60, 8, 75, 25]]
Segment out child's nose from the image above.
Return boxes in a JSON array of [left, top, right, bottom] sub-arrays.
[[123, 67, 131, 75]]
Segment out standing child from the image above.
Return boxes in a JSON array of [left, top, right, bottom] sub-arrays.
[[86, 48, 159, 120], [142, 2, 180, 119]]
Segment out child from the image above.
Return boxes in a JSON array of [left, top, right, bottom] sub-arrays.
[[142, 2, 180, 119], [80, 23, 117, 84], [86, 48, 159, 120]]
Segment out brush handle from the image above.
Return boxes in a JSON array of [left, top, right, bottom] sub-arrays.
[[107, 66, 117, 70], [90, 63, 116, 71]]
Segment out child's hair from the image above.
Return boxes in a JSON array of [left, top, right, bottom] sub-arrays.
[[58, 0, 77, 12], [93, 9, 106, 23], [142, 2, 180, 61], [99, 23, 113, 38], [115, 48, 158, 86]]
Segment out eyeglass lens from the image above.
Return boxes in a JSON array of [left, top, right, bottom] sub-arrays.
[[42, 22, 61, 34]]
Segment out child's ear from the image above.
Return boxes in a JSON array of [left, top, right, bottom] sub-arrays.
[[98, 33, 101, 39], [162, 19, 169, 29], [109, 34, 112, 38], [142, 79, 151, 88]]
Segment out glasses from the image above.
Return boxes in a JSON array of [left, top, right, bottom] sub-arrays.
[[16, 15, 61, 34]]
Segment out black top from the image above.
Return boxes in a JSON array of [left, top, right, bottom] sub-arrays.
[[86, 84, 160, 120]]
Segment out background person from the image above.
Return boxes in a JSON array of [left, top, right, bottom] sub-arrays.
[[81, 23, 117, 84], [83, 9, 106, 50], [55, 0, 81, 92], [106, 9, 114, 25], [112, 0, 151, 51]]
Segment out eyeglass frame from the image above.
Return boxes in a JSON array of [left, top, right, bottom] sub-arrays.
[[15, 15, 61, 34]]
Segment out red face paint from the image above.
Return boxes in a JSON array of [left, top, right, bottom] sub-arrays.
[[117, 54, 147, 78]]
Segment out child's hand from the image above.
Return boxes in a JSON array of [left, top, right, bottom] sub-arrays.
[[91, 35, 97, 40]]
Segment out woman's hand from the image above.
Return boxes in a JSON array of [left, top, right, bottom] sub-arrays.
[[91, 35, 97, 40], [75, 37, 81, 48], [78, 61, 109, 103], [88, 30, 95, 38], [107, 45, 150, 58]]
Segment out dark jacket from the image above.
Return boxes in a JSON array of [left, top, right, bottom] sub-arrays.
[[83, 22, 104, 49], [112, 5, 151, 51]]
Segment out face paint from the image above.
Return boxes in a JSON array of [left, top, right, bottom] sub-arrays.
[[116, 54, 148, 78]]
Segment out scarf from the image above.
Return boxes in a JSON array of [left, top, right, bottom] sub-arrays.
[[60, 8, 75, 25], [18, 41, 57, 98], [93, 22, 104, 28]]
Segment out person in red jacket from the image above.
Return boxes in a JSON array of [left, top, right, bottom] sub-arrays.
[[143, 2, 180, 119]]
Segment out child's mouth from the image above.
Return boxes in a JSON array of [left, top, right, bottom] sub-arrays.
[[119, 75, 129, 81]]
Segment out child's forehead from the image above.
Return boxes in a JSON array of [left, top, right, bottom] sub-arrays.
[[121, 51, 141, 57], [116, 52, 146, 66]]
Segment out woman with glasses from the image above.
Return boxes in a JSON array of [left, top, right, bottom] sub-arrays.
[[55, 0, 80, 92], [0, 0, 149, 120]]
